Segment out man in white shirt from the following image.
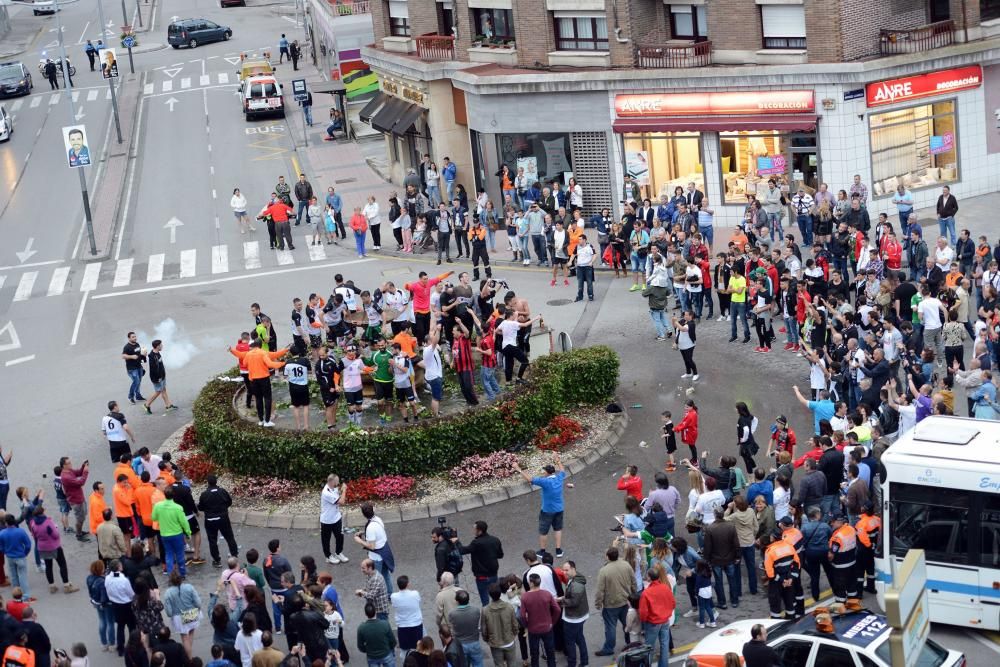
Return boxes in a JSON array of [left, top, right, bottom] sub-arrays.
[[354, 503, 393, 594], [574, 235, 596, 303], [321, 474, 348, 564], [421, 324, 444, 417], [917, 284, 947, 363], [933, 236, 955, 272]]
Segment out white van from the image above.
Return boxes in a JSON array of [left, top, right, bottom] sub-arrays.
[[242, 75, 284, 120]]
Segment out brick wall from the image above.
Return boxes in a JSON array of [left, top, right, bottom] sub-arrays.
[[512, 0, 554, 68], [951, 0, 981, 31], [837, 0, 926, 61], [453, 0, 473, 55], [608, 5, 636, 67], [371, 0, 388, 41], [707, 0, 762, 53], [624, 0, 665, 50], [408, 0, 441, 38], [806, 0, 843, 62]]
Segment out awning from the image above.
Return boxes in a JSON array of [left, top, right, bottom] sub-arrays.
[[391, 103, 425, 136], [359, 93, 388, 123], [312, 80, 347, 95], [612, 114, 819, 133], [371, 97, 409, 134]]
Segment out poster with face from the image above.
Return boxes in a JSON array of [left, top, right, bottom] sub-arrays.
[[63, 125, 90, 168], [985, 65, 1000, 155], [101, 47, 119, 79]]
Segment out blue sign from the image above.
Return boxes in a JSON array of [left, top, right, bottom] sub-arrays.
[[122, 36, 135, 49], [844, 88, 865, 101]]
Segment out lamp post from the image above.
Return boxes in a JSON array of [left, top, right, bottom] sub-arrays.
[[96, 0, 123, 143], [120, 0, 134, 74]]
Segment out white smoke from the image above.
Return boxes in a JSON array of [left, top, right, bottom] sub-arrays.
[[137, 318, 222, 370]]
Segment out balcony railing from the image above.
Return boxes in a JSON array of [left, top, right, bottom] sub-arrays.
[[415, 33, 455, 61], [330, 0, 370, 16], [879, 20, 954, 55], [635, 40, 712, 68]]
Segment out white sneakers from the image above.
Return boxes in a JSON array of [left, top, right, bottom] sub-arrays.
[[681, 373, 692, 379], [683, 609, 697, 618], [717, 315, 725, 321], [326, 553, 350, 564], [337, 553, 349, 562], [522, 259, 530, 266], [263, 421, 275, 428], [692, 374, 700, 381], [258, 420, 264, 426]]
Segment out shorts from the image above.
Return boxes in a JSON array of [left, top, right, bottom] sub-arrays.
[[109, 441, 131, 463], [233, 210, 247, 219], [398, 625, 424, 652], [345, 390, 364, 406], [140, 523, 156, 540], [289, 383, 311, 407], [58, 499, 71, 515], [292, 335, 306, 353], [374, 381, 393, 401], [72, 502, 86, 525], [320, 388, 340, 407], [552, 257, 568, 266], [118, 517, 135, 535], [631, 253, 644, 272], [309, 334, 323, 349], [187, 516, 201, 534], [153, 380, 166, 392], [538, 511, 564, 534], [364, 325, 383, 342], [664, 438, 677, 454], [395, 386, 415, 402], [427, 377, 443, 401]]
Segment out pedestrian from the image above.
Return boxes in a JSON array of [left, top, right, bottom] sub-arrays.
[[355, 503, 396, 594], [284, 345, 311, 430], [261, 540, 291, 634], [300, 90, 313, 126], [197, 475, 240, 569], [169, 475, 203, 566], [44, 59, 58, 89], [260, 193, 295, 250], [318, 474, 348, 566], [638, 564, 674, 667], [292, 173, 313, 227], [389, 575, 423, 656], [235, 614, 263, 667], [143, 340, 177, 414], [742, 624, 781, 667], [481, 583, 518, 667], [450, 320, 478, 406], [105, 559, 137, 656], [228, 339, 287, 427], [448, 590, 483, 667], [520, 573, 559, 667], [278, 34, 290, 63], [693, 559, 716, 629], [350, 207, 369, 258], [85, 41, 97, 70], [122, 331, 147, 405], [231, 188, 255, 234], [59, 457, 91, 543], [87, 560, 117, 651], [936, 185, 959, 245], [674, 400, 700, 462], [453, 521, 503, 606], [0, 515, 33, 600], [763, 525, 799, 620], [28, 505, 78, 594], [593, 547, 635, 657], [469, 219, 492, 281], [364, 195, 382, 250], [574, 235, 596, 302], [558, 561, 589, 667], [474, 329, 501, 402], [673, 310, 699, 381], [162, 570, 202, 658], [101, 400, 136, 464], [290, 41, 300, 70], [512, 454, 565, 559], [150, 487, 191, 578], [496, 308, 540, 385], [827, 514, 858, 603]]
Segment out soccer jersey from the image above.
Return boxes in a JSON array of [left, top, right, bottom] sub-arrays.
[[392, 354, 413, 388], [102, 412, 127, 442], [284, 357, 310, 386], [366, 349, 394, 383], [342, 358, 366, 392]]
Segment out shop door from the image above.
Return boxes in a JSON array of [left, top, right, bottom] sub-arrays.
[[790, 151, 818, 192], [470, 129, 487, 195]]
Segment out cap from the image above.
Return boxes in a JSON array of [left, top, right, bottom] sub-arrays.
[[778, 516, 794, 527], [775, 415, 787, 425]]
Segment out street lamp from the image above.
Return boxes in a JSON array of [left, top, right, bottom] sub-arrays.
[[95, 0, 123, 143]]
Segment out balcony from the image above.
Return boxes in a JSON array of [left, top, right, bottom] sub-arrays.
[[329, 0, 370, 16], [879, 20, 954, 55], [415, 33, 456, 61], [635, 40, 712, 68]]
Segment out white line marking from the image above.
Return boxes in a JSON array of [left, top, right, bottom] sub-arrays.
[[87, 89, 98, 101], [46, 266, 70, 296], [0, 259, 62, 271], [112, 258, 133, 287], [179, 249, 197, 278], [70, 290, 89, 345], [217, 72, 229, 84], [13, 271, 36, 301], [143, 83, 153, 95], [162, 80, 172, 93], [115, 89, 144, 261], [276, 249, 294, 265], [200, 74, 209, 86], [80, 262, 101, 291], [143, 83, 238, 99], [10, 99, 22, 112], [105, 89, 111, 100], [72, 91, 79, 102], [49, 93, 59, 105], [211, 245, 228, 274], [243, 241, 260, 270], [180, 77, 191, 89], [29, 97, 41, 108], [308, 239, 326, 261], [77, 21, 90, 45], [0, 276, 5, 290], [146, 254, 164, 283], [212, 189, 217, 199], [209, 165, 214, 175], [92, 259, 374, 299], [5, 355, 35, 367]]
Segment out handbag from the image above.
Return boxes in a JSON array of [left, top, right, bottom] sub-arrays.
[[180, 607, 200, 623]]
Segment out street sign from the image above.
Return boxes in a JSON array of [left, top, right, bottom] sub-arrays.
[[62, 124, 91, 169], [886, 550, 930, 667], [122, 35, 135, 49], [291, 78, 308, 102], [101, 47, 119, 79], [844, 88, 865, 101]]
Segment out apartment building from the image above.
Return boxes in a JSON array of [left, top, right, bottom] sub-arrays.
[[348, 0, 1000, 225]]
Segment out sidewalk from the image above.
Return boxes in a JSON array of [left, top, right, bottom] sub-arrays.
[[0, 13, 45, 59]]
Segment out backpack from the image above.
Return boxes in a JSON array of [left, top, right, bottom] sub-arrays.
[[446, 542, 463, 574]]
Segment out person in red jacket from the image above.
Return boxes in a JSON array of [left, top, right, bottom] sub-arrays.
[[882, 230, 903, 270], [639, 564, 676, 667], [349, 206, 369, 258], [616, 466, 643, 502], [259, 194, 295, 251], [234, 332, 253, 409], [404, 270, 454, 344], [59, 457, 90, 543], [673, 399, 699, 463], [698, 257, 714, 319]]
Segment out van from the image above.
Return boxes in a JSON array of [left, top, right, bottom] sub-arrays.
[[238, 59, 273, 87], [242, 76, 284, 120], [167, 19, 232, 49]]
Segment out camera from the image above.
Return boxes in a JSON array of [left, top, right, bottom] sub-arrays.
[[436, 516, 456, 540]]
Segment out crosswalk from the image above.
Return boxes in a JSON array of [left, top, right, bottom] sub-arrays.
[[143, 72, 233, 96], [1, 237, 360, 303], [7, 88, 112, 114]]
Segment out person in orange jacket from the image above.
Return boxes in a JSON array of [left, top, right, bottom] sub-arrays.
[[229, 339, 287, 427], [88, 482, 108, 536], [112, 454, 140, 491], [112, 474, 137, 538], [133, 471, 158, 557]]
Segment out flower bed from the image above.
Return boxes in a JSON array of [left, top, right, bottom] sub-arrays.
[[534, 415, 584, 451], [344, 475, 417, 503], [448, 451, 520, 486]]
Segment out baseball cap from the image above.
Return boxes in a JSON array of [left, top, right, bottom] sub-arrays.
[[832, 512, 847, 522], [775, 415, 787, 425], [778, 516, 794, 527]]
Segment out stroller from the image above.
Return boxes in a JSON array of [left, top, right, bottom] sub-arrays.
[[615, 643, 653, 667], [412, 224, 437, 254]]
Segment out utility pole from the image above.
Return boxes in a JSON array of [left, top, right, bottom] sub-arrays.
[[96, 0, 123, 143], [135, 0, 143, 28], [120, 0, 134, 74], [54, 3, 97, 256]]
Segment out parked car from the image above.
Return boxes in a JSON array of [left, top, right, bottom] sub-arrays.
[[0, 62, 32, 98], [0, 104, 12, 142], [242, 75, 284, 120], [31, 0, 55, 15], [167, 19, 232, 48]]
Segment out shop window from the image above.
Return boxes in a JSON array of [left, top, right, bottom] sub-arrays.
[[668, 5, 708, 41], [718, 131, 805, 204], [869, 100, 958, 198], [387, 0, 410, 37], [622, 133, 703, 205], [473, 8, 514, 42], [497, 133, 572, 188], [554, 15, 609, 51], [760, 5, 806, 49], [984, 0, 1000, 21]]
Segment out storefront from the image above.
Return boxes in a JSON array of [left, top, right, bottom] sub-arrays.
[[360, 77, 433, 183], [865, 65, 981, 199], [613, 90, 819, 208]]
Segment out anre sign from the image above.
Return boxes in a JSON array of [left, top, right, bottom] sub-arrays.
[[614, 90, 815, 117], [865, 65, 982, 107]]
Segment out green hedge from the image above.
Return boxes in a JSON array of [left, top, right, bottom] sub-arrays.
[[192, 346, 619, 484]]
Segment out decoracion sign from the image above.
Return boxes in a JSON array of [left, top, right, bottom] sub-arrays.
[[614, 90, 815, 117], [756, 155, 787, 176], [865, 65, 982, 107], [929, 133, 954, 154]]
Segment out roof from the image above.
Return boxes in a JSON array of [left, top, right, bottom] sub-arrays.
[[783, 611, 891, 650], [882, 415, 1000, 469]]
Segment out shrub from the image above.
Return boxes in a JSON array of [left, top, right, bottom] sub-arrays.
[[345, 475, 416, 503], [192, 346, 618, 484], [232, 476, 301, 502], [534, 415, 584, 451], [449, 451, 520, 486], [175, 452, 215, 483], [178, 426, 200, 452]]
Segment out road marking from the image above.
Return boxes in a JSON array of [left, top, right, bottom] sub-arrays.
[[112, 258, 133, 287], [46, 266, 70, 296], [4, 355, 34, 368], [92, 259, 374, 299], [212, 189, 217, 199], [163, 66, 183, 78], [307, 239, 326, 261], [0, 276, 5, 290], [13, 272, 36, 301], [178, 249, 196, 278], [76, 21, 91, 45], [180, 77, 191, 89], [70, 291, 89, 345], [80, 262, 101, 291], [276, 249, 294, 265], [200, 74, 210, 86], [48, 93, 60, 105], [243, 241, 260, 270], [87, 89, 98, 101], [30, 97, 41, 109], [146, 254, 164, 283], [143, 83, 153, 95], [162, 80, 172, 93], [217, 72, 229, 84], [211, 245, 228, 274], [72, 91, 79, 102], [106, 89, 111, 100], [10, 100, 22, 112]]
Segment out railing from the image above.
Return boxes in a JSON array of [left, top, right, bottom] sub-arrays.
[[634, 40, 712, 68], [415, 33, 455, 61], [330, 0, 370, 17], [879, 20, 954, 55]]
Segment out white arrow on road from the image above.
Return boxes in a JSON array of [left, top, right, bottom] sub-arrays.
[[15, 238, 36, 264], [165, 97, 179, 112], [74, 106, 85, 121], [0, 322, 21, 353], [164, 217, 184, 244]]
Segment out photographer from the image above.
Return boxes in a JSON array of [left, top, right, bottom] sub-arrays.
[[457, 521, 504, 605], [432, 523, 464, 585]]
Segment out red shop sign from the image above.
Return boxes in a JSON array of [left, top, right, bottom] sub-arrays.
[[865, 65, 982, 107], [614, 90, 814, 117]]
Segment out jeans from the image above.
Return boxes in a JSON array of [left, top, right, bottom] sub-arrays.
[[899, 208, 911, 228], [676, 287, 690, 313], [528, 631, 555, 667], [426, 185, 441, 207], [367, 653, 396, 667], [379, 560, 394, 594], [127, 368, 142, 400], [600, 605, 628, 652], [518, 236, 531, 260], [740, 545, 758, 595], [461, 642, 484, 667], [563, 620, 588, 667], [923, 326, 944, 361], [796, 214, 813, 246], [939, 216, 957, 244], [784, 315, 800, 345], [162, 533, 187, 577], [767, 212, 783, 239], [698, 224, 714, 247], [649, 309, 669, 338], [0, 483, 8, 511], [642, 622, 670, 667], [689, 290, 704, 318], [271, 595, 285, 631], [531, 235, 548, 265], [437, 231, 452, 261], [730, 301, 750, 340], [445, 181, 455, 204], [475, 576, 498, 606], [97, 605, 116, 646], [303, 104, 313, 126], [576, 265, 594, 300], [697, 596, 715, 625], [713, 562, 740, 607], [8, 557, 28, 597], [481, 366, 501, 401], [820, 494, 839, 521], [354, 231, 367, 256], [297, 199, 309, 225], [833, 257, 849, 281]]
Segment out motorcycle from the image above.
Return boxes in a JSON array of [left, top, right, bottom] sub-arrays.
[[38, 57, 77, 77]]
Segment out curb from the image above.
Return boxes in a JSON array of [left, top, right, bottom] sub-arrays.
[[164, 404, 630, 532], [131, 42, 168, 54]]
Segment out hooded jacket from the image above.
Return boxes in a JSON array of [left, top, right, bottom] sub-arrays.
[[561, 574, 589, 620]]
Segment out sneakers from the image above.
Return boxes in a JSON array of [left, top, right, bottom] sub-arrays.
[[326, 555, 340, 565], [555, 548, 564, 558], [49, 584, 58, 594], [64, 583, 79, 594], [692, 374, 699, 381], [709, 622, 717, 628], [783, 343, 795, 351], [696, 623, 705, 629], [550, 279, 556, 286], [655, 336, 666, 341], [166, 404, 178, 411], [212, 561, 223, 569], [336, 553, 349, 563], [713, 609, 721, 621], [563, 279, 569, 286], [629, 284, 641, 292], [190, 557, 207, 565], [681, 373, 692, 379], [258, 420, 265, 426], [664, 463, 677, 472], [263, 421, 276, 428], [717, 315, 725, 321], [683, 609, 697, 618], [143, 405, 152, 415], [523, 260, 530, 266]]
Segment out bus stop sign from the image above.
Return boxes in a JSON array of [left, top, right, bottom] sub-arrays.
[[291, 78, 308, 102]]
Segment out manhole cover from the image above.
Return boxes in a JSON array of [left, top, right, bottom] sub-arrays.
[[546, 299, 573, 307]]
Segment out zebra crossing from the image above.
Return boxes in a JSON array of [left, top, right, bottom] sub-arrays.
[[6, 88, 113, 114], [142, 72, 233, 96], [1, 237, 360, 303]]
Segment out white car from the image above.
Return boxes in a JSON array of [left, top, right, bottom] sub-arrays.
[[0, 105, 12, 142], [31, 0, 56, 15], [688, 610, 965, 667]]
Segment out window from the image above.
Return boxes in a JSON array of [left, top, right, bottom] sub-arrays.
[[497, 133, 572, 186], [814, 645, 854, 667], [889, 483, 969, 564], [718, 131, 816, 204], [772, 639, 814, 666], [438, 2, 454, 37], [761, 4, 806, 49], [473, 8, 514, 42], [554, 15, 609, 51], [668, 5, 708, 41], [621, 133, 703, 205], [984, 0, 1000, 21], [387, 0, 410, 37], [981, 494, 1000, 568], [869, 101, 958, 198]]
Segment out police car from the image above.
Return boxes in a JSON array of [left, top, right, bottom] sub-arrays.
[[687, 609, 964, 667]]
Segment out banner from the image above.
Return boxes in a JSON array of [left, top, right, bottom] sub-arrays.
[[542, 138, 571, 177], [756, 155, 786, 176], [517, 156, 538, 185], [625, 151, 649, 185]]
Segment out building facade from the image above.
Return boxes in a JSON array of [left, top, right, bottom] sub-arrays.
[[359, 0, 1000, 225]]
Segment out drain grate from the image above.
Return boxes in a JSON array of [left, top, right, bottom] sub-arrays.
[[546, 299, 573, 307]]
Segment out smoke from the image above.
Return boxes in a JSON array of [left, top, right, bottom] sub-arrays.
[[137, 318, 223, 370]]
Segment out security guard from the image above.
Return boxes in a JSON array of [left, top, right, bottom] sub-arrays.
[[779, 516, 806, 617], [828, 513, 859, 602], [764, 525, 801, 619], [855, 502, 882, 595]]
